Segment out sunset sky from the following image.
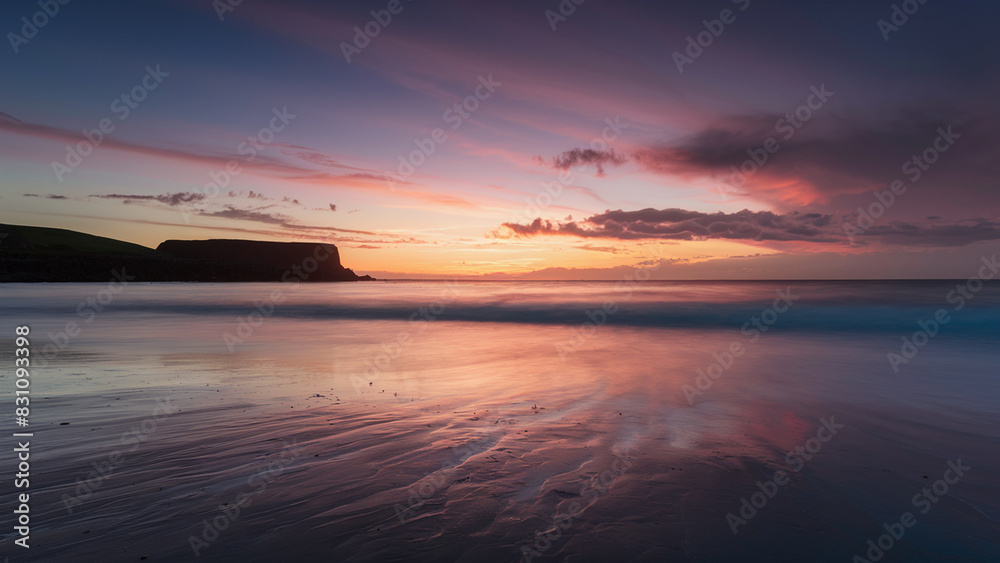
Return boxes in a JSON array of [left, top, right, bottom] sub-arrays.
[[1, 0, 998, 278]]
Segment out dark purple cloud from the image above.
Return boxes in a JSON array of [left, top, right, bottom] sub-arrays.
[[499, 209, 837, 242], [542, 104, 999, 217], [205, 206, 289, 225], [497, 208, 1000, 247], [92, 193, 207, 206], [550, 148, 627, 177]]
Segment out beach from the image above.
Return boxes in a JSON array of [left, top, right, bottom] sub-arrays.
[[2, 280, 999, 562]]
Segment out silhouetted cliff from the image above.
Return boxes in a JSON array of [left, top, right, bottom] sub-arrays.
[[156, 239, 369, 282], [0, 224, 374, 282]]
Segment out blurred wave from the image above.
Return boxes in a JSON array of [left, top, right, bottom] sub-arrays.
[[2, 280, 997, 334]]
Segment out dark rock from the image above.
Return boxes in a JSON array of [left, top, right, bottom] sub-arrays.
[[0, 224, 375, 283]]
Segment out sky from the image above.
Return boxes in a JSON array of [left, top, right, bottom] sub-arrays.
[[1, 0, 998, 279]]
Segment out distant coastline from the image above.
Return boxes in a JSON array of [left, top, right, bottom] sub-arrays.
[[0, 223, 375, 283]]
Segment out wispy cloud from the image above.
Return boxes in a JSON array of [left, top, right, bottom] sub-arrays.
[[0, 115, 314, 177], [92, 192, 207, 206], [1, 115, 478, 211], [204, 206, 290, 225]]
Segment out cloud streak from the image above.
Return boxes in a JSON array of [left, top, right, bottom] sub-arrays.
[[497, 208, 1000, 248], [1, 115, 479, 211], [92, 192, 207, 206]]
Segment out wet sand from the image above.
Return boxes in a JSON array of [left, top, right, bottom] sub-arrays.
[[4, 282, 999, 562], [19, 364, 1000, 562]]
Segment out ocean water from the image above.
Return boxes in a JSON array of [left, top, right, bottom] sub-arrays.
[[1, 280, 998, 562]]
